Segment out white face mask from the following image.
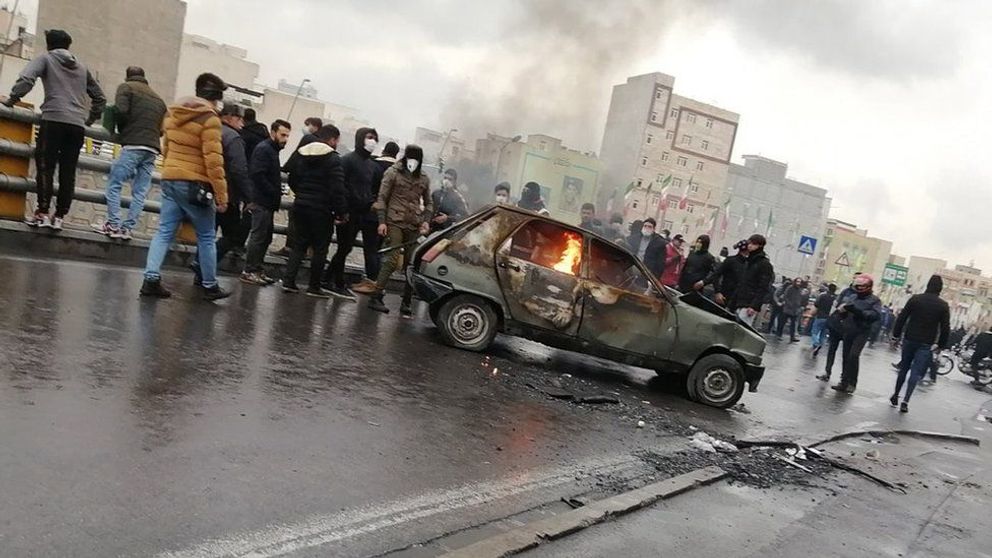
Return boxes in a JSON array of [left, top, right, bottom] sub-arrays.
[[214, 100, 224, 112], [496, 194, 509, 204], [442, 178, 454, 189], [364, 138, 378, 153], [406, 159, 420, 173], [642, 227, 654, 237]]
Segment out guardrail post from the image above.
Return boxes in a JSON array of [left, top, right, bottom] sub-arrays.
[[0, 102, 33, 220]]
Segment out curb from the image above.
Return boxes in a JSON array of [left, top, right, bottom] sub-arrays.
[[438, 465, 727, 558], [806, 429, 981, 448]]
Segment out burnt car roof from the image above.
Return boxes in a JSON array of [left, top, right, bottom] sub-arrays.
[[475, 204, 635, 254]]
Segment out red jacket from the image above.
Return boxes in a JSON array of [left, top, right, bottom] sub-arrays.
[[660, 243, 684, 287]]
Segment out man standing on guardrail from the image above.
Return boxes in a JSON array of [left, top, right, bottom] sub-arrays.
[[95, 66, 166, 240], [241, 119, 291, 286], [139, 72, 229, 301], [1, 29, 106, 230]]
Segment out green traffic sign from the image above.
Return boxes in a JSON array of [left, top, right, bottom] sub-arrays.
[[882, 263, 908, 286]]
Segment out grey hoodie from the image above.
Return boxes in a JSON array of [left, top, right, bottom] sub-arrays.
[[7, 49, 106, 128]]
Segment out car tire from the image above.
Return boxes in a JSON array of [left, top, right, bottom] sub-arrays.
[[687, 354, 745, 409], [436, 294, 498, 352]]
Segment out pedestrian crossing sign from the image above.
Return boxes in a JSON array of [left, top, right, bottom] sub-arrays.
[[797, 235, 817, 255], [835, 252, 851, 267]]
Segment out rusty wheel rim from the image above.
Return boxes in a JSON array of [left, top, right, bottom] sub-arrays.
[[449, 304, 488, 345], [701, 367, 735, 404]]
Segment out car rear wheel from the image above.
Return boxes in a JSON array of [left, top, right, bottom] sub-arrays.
[[686, 354, 745, 409], [436, 294, 498, 352]]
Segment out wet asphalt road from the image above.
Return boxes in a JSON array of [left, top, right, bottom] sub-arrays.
[[0, 254, 989, 557]]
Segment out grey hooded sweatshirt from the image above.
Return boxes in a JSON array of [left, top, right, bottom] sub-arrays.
[[7, 49, 106, 128]]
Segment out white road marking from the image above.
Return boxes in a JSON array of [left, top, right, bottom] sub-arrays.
[[155, 454, 642, 558]]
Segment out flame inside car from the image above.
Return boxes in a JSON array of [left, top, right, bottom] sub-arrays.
[[552, 232, 583, 275]]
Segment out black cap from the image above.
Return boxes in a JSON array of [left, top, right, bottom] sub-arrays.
[[45, 29, 72, 50]]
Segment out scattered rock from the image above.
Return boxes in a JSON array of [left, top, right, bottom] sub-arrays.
[[866, 450, 881, 460], [730, 403, 752, 414], [690, 431, 738, 453], [576, 395, 620, 405], [637, 420, 646, 428]]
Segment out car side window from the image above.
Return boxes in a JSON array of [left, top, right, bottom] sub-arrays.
[[587, 239, 659, 295], [504, 220, 583, 275]]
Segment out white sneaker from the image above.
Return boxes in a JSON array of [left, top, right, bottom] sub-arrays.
[[37, 214, 52, 228], [119, 228, 132, 241], [51, 216, 63, 231]]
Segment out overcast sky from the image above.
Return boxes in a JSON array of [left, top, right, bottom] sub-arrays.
[[16, 0, 992, 271]]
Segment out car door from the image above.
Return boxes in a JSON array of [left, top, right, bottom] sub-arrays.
[[495, 219, 585, 335], [577, 239, 678, 360]]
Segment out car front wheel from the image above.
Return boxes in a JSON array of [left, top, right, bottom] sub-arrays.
[[686, 354, 745, 409], [436, 294, 498, 352]]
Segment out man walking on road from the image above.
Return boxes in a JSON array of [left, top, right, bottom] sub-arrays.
[[734, 234, 775, 327], [368, 144, 432, 317], [241, 119, 291, 286], [95, 67, 166, 240], [3, 29, 106, 230], [778, 277, 805, 342], [324, 127, 380, 300], [139, 73, 229, 301], [829, 274, 882, 394], [890, 275, 950, 412], [810, 283, 837, 353], [282, 125, 347, 297], [353, 141, 400, 294]]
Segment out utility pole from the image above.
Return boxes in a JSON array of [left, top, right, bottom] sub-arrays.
[[286, 78, 310, 122]]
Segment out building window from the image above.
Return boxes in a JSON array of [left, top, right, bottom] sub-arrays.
[[665, 199, 676, 209], [661, 151, 670, 162], [681, 135, 692, 145], [646, 134, 653, 144], [635, 178, 643, 187], [696, 161, 704, 171], [705, 118, 713, 128], [687, 204, 695, 214], [651, 194, 661, 205], [686, 113, 697, 123], [677, 156, 688, 167], [655, 90, 662, 99], [670, 108, 678, 118], [651, 112, 658, 122], [673, 178, 683, 187], [664, 220, 674, 230], [701, 140, 709, 150], [641, 157, 647, 166], [632, 200, 639, 209], [666, 130, 674, 140], [681, 225, 689, 235], [690, 182, 700, 194]]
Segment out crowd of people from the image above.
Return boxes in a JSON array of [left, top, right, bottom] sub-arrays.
[[3, 31, 984, 406]]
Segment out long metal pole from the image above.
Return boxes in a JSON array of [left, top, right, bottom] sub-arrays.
[[286, 78, 308, 121]]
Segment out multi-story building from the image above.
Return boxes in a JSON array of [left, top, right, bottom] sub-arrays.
[[37, 0, 186, 101], [724, 155, 830, 281], [599, 72, 739, 240], [175, 33, 260, 97], [817, 219, 892, 286], [414, 127, 471, 171], [0, 6, 32, 58], [476, 134, 601, 224]]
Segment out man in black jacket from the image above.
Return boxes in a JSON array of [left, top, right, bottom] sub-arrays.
[[698, 239, 747, 308], [191, 103, 251, 285], [97, 66, 166, 240], [628, 218, 667, 279], [323, 127, 379, 300], [890, 275, 950, 412], [734, 234, 775, 327], [274, 116, 323, 259], [431, 167, 470, 232], [810, 283, 837, 353], [282, 125, 348, 297], [240, 108, 268, 161], [241, 119, 291, 286], [679, 234, 717, 293], [353, 141, 400, 294]]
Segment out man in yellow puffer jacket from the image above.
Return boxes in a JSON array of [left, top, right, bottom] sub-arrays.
[[140, 72, 231, 301]]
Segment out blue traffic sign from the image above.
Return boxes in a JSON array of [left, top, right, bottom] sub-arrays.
[[797, 235, 818, 255]]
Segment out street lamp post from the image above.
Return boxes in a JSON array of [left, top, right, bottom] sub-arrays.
[[286, 78, 311, 122], [495, 134, 522, 183], [437, 128, 458, 174]]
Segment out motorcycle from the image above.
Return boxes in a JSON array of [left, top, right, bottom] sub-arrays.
[[957, 347, 992, 386]]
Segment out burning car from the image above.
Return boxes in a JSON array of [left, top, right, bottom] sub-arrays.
[[408, 206, 766, 408]]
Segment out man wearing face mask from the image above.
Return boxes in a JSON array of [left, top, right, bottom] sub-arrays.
[[353, 141, 401, 295], [323, 127, 380, 300], [368, 144, 433, 317], [241, 119, 292, 286], [494, 182, 511, 205], [698, 239, 748, 308], [678, 234, 717, 294], [631, 218, 667, 279], [431, 168, 469, 232]]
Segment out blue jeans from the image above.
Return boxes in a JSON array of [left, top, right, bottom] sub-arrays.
[[104, 147, 157, 230], [144, 180, 218, 288], [811, 318, 829, 347], [893, 339, 932, 402]]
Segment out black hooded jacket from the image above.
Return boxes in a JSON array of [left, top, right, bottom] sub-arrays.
[[893, 275, 951, 348], [735, 248, 776, 311], [518, 182, 547, 213], [284, 133, 319, 193], [704, 252, 746, 303], [341, 127, 379, 214], [287, 141, 347, 216], [678, 236, 717, 292], [241, 121, 268, 162]]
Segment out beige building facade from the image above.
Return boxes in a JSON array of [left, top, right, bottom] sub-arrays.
[[600, 72, 739, 239], [817, 219, 892, 286], [175, 33, 260, 99], [37, 0, 185, 101]]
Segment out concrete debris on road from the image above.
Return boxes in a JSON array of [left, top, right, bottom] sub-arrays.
[[689, 431, 739, 454]]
